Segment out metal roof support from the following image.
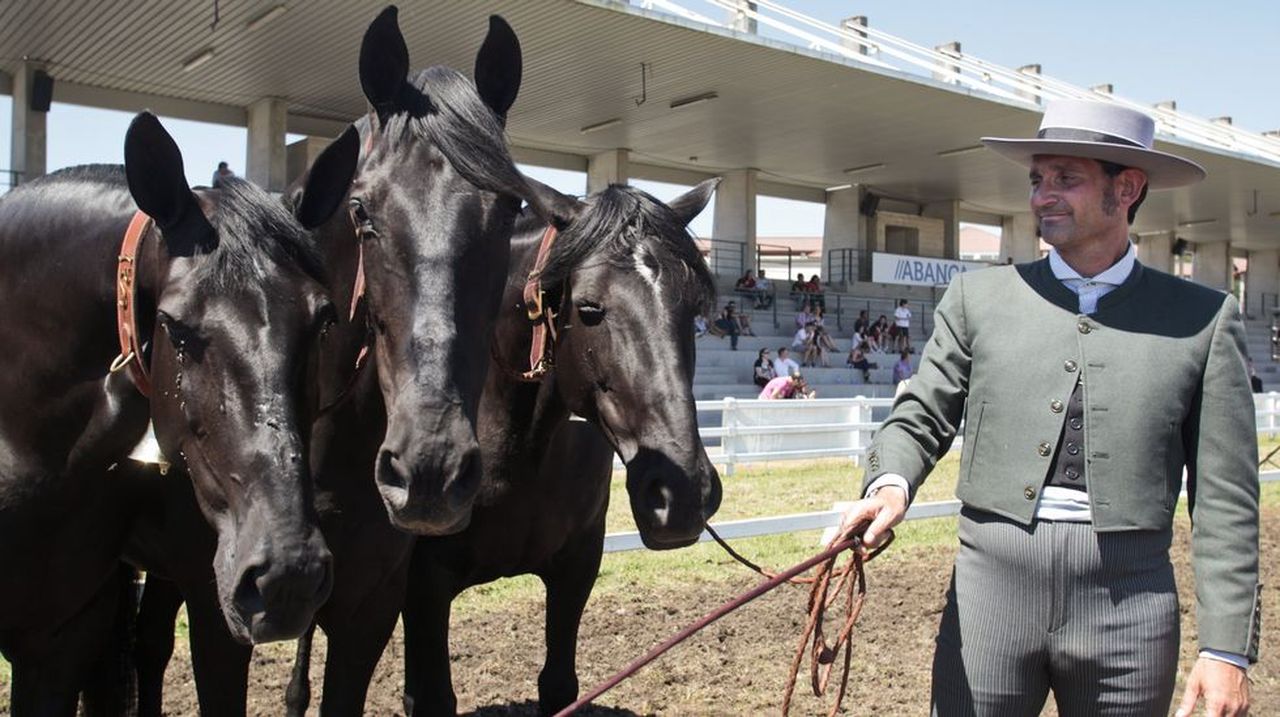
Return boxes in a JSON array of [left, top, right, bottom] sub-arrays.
[[587, 148, 630, 193], [10, 60, 47, 184], [1016, 64, 1042, 105], [933, 41, 962, 86], [246, 96, 287, 192], [839, 16, 869, 56], [727, 0, 757, 34], [713, 169, 757, 276]]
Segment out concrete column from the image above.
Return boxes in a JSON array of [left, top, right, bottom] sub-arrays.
[[586, 149, 629, 193], [711, 169, 756, 277], [821, 185, 867, 286], [1246, 249, 1280, 318], [285, 136, 333, 186], [923, 199, 961, 259], [728, 0, 757, 33], [1135, 232, 1174, 274], [1192, 241, 1232, 291], [840, 16, 869, 55], [246, 97, 288, 191], [933, 41, 961, 85], [10, 61, 48, 184], [1000, 213, 1039, 263]]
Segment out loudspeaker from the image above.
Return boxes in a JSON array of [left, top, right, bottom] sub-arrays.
[[1172, 237, 1189, 256], [29, 70, 53, 112], [858, 192, 880, 217]]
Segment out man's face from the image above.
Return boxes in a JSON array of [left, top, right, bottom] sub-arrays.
[[1029, 155, 1130, 249], [779, 349, 789, 360]]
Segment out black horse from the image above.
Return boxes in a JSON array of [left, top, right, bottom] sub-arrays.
[[399, 180, 725, 716], [0, 112, 355, 715], [123, 7, 566, 715]]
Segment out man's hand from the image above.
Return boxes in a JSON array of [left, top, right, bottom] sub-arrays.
[[830, 486, 907, 558], [1176, 657, 1250, 717]]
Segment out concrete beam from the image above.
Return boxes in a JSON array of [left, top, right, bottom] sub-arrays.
[[840, 16, 869, 55], [510, 145, 588, 173], [587, 148, 629, 193], [627, 162, 716, 187], [286, 136, 332, 186], [54, 80, 245, 127], [712, 169, 757, 276], [756, 180, 824, 204], [11, 61, 48, 183], [1016, 64, 1042, 105], [247, 97, 288, 191], [933, 41, 961, 85], [287, 114, 349, 139]]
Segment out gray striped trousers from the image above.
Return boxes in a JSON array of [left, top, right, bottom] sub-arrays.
[[930, 507, 1179, 716]]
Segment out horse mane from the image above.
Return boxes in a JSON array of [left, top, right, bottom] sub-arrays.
[[537, 185, 717, 313], [374, 65, 530, 200], [193, 177, 326, 291]]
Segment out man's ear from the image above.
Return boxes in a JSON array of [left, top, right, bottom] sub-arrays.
[[1116, 167, 1147, 208]]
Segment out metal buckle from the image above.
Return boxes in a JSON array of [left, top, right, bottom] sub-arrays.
[[527, 289, 545, 321]]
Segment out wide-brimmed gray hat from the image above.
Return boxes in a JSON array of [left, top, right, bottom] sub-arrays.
[[981, 99, 1206, 190]]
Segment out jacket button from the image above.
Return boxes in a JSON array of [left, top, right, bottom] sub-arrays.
[[1037, 441, 1052, 457], [1064, 359, 1078, 372], [1077, 321, 1092, 334], [1050, 399, 1064, 413], [1024, 486, 1037, 500]]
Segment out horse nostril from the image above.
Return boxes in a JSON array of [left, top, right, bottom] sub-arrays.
[[644, 477, 673, 526], [377, 449, 408, 490], [445, 449, 482, 504], [233, 565, 268, 617]]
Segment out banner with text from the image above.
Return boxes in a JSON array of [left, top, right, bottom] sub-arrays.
[[871, 252, 989, 286]]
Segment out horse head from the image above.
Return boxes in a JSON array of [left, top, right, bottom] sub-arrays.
[[318, 6, 567, 535], [525, 179, 725, 548], [124, 112, 357, 643]]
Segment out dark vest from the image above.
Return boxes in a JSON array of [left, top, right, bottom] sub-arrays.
[[1045, 378, 1086, 490]]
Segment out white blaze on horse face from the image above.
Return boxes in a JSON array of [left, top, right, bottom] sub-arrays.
[[633, 245, 662, 299]]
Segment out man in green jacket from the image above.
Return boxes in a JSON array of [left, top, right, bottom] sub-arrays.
[[838, 100, 1260, 716]]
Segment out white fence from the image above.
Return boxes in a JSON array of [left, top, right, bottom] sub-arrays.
[[602, 393, 1280, 552]]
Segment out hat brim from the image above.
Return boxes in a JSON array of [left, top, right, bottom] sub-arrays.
[[979, 137, 1206, 190]]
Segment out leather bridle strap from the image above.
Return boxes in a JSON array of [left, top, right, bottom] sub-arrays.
[[109, 210, 154, 397], [520, 225, 560, 382]]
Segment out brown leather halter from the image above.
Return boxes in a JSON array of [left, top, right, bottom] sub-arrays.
[[109, 210, 154, 397], [519, 225, 560, 382]]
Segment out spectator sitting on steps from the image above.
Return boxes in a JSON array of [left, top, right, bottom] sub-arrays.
[[847, 340, 878, 382], [892, 348, 913, 386], [754, 269, 774, 309], [759, 371, 815, 400], [773, 346, 800, 379], [753, 348, 776, 388], [708, 301, 741, 350]]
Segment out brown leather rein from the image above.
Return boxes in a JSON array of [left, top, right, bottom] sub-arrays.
[[553, 521, 891, 717]]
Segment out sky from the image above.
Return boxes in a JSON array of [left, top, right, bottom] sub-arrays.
[[3, 0, 1277, 239]]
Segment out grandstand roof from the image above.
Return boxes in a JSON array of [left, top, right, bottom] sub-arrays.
[[4, 0, 1279, 247]]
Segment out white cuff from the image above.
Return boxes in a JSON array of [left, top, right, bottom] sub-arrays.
[[864, 473, 909, 502], [1198, 649, 1249, 670]]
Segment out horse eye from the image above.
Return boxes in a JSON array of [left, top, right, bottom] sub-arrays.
[[577, 302, 606, 326], [314, 304, 338, 339], [349, 198, 373, 228]]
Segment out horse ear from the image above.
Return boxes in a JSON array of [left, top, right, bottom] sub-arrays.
[[296, 126, 359, 230], [360, 6, 409, 121], [519, 175, 584, 231], [474, 15, 522, 119], [124, 112, 216, 256], [667, 177, 720, 227]]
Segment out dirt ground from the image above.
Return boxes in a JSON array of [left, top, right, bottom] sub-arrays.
[[131, 504, 1280, 716]]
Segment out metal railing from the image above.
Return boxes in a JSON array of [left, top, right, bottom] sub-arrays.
[[0, 169, 23, 191], [755, 241, 800, 279], [602, 393, 1280, 550], [636, 0, 1280, 164], [707, 239, 746, 278]]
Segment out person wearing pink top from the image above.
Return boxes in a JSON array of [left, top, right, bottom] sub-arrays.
[[758, 373, 814, 400]]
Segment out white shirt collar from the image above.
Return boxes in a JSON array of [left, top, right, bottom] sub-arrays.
[[1048, 242, 1136, 286]]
